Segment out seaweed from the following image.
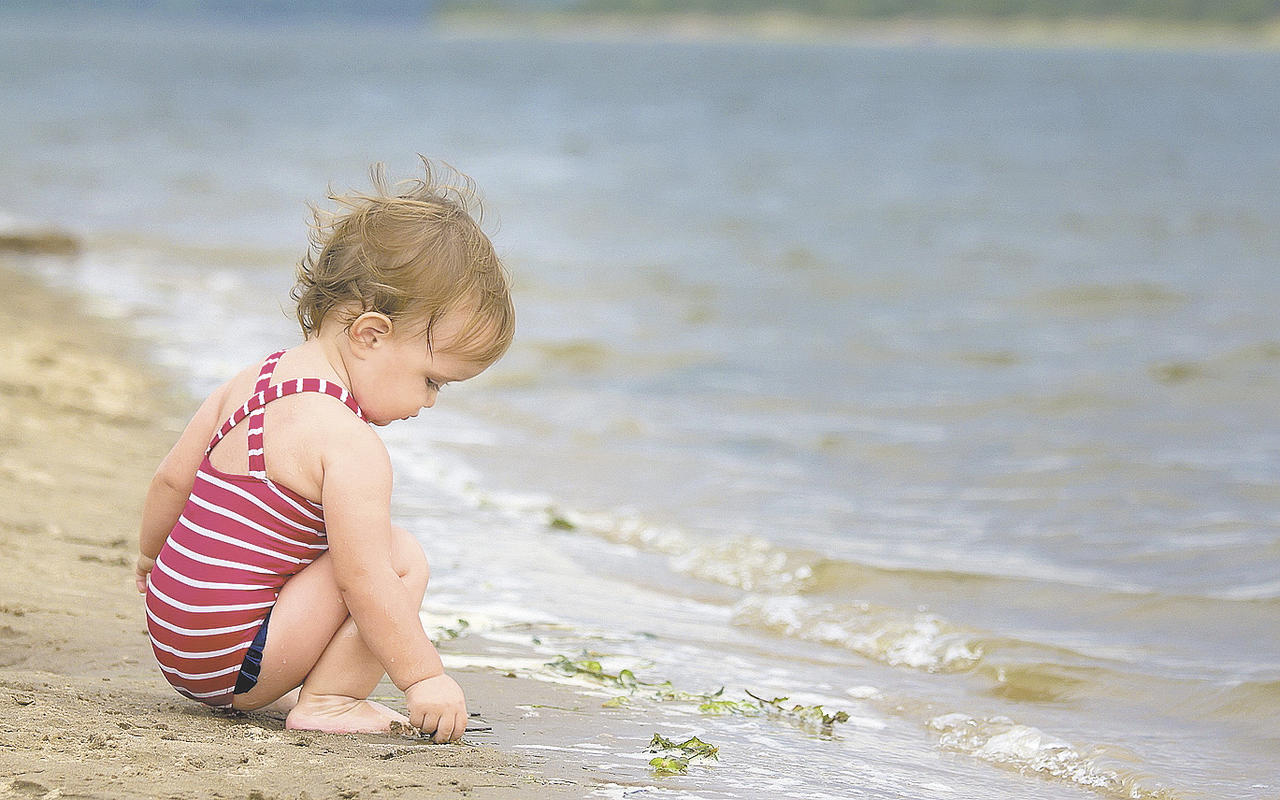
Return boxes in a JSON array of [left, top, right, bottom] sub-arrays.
[[699, 696, 760, 715], [545, 507, 577, 530], [432, 618, 471, 641], [647, 756, 690, 775], [545, 655, 639, 691], [694, 687, 764, 716], [648, 734, 719, 760], [652, 685, 762, 716], [744, 690, 850, 733], [544, 653, 851, 739], [646, 733, 719, 774]]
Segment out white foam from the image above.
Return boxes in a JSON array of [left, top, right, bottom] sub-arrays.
[[926, 713, 1175, 799], [732, 595, 983, 673], [846, 685, 882, 700], [589, 784, 719, 800], [670, 536, 816, 593], [1207, 580, 1280, 601]]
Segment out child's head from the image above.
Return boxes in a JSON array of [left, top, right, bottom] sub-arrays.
[[292, 158, 513, 369]]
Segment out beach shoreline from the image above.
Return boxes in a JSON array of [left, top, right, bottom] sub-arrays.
[[0, 251, 592, 799], [435, 9, 1280, 50]]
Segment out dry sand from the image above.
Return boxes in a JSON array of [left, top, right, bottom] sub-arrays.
[[0, 255, 596, 799]]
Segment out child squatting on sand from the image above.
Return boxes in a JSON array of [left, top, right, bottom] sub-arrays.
[[134, 160, 512, 742]]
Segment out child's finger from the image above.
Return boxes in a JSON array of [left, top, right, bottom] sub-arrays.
[[418, 711, 439, 737], [431, 713, 456, 744], [443, 712, 462, 743]]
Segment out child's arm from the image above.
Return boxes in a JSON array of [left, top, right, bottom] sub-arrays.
[[135, 383, 229, 593], [319, 420, 466, 737]]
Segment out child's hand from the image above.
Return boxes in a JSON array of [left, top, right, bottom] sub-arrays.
[[134, 554, 155, 594], [405, 673, 468, 743]]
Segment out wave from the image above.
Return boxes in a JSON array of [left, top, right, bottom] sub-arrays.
[[1159, 678, 1280, 728], [728, 594, 1105, 692], [538, 502, 1280, 607], [927, 713, 1183, 800], [732, 594, 982, 673]]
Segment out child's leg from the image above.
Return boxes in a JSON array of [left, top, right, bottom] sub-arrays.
[[260, 687, 301, 715], [283, 616, 410, 732], [231, 525, 430, 733]]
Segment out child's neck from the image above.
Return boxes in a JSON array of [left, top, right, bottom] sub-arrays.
[[303, 333, 355, 393]]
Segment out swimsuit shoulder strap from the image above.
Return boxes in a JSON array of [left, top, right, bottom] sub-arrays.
[[243, 351, 284, 478], [204, 350, 365, 478]]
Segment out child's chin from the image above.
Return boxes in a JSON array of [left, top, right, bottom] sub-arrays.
[[371, 413, 416, 426]]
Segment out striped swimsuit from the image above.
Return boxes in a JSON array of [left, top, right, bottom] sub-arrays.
[[145, 351, 364, 707]]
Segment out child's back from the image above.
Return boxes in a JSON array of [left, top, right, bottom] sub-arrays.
[[145, 349, 364, 707]]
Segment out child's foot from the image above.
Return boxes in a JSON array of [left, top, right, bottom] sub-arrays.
[[285, 694, 409, 734]]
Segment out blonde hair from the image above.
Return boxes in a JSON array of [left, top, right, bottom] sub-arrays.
[[292, 157, 513, 366]]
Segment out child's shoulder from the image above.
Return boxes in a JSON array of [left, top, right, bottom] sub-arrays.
[[273, 349, 378, 434], [210, 348, 368, 433], [203, 359, 273, 421], [207, 347, 387, 496]]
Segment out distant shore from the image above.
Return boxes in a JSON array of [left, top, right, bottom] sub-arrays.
[[437, 9, 1280, 50]]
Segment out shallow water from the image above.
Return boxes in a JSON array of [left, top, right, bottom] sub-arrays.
[[2, 11, 1278, 798]]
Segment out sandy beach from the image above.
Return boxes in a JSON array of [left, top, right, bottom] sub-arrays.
[[0, 249, 591, 799]]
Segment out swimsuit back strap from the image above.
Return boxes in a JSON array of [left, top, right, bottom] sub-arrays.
[[204, 353, 365, 477], [245, 351, 285, 478]]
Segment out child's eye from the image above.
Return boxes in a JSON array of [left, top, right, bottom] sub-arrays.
[[427, 379, 446, 391]]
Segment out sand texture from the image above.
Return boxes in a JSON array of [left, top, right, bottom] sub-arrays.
[[0, 257, 588, 799]]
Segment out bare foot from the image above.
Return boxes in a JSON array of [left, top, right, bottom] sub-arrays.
[[285, 694, 409, 734]]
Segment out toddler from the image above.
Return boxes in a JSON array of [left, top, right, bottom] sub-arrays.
[[135, 159, 512, 741]]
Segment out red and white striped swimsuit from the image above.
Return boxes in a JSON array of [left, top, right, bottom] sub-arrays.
[[145, 351, 364, 707]]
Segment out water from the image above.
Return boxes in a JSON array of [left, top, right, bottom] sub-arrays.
[[3, 10, 1278, 798]]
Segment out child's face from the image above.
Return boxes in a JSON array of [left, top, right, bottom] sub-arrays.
[[355, 311, 490, 426]]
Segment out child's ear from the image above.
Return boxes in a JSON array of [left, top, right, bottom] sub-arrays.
[[348, 312, 394, 352]]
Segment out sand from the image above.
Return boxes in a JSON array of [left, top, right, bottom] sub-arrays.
[[0, 254, 593, 799]]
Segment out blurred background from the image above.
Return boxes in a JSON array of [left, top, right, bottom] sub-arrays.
[[2, 1, 1278, 798]]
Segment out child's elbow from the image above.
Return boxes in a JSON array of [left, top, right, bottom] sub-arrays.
[[152, 458, 194, 499], [332, 564, 372, 600], [333, 563, 387, 609]]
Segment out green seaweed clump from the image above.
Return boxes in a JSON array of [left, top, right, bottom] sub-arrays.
[[545, 655, 639, 691], [745, 690, 850, 734], [646, 733, 719, 775], [695, 687, 764, 716], [544, 654, 854, 739], [648, 756, 689, 775], [432, 618, 470, 641], [545, 507, 577, 530], [652, 685, 762, 716]]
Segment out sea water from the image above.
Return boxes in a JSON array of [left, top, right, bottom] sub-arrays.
[[2, 11, 1278, 798]]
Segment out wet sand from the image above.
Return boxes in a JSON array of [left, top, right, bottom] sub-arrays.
[[0, 255, 590, 799]]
